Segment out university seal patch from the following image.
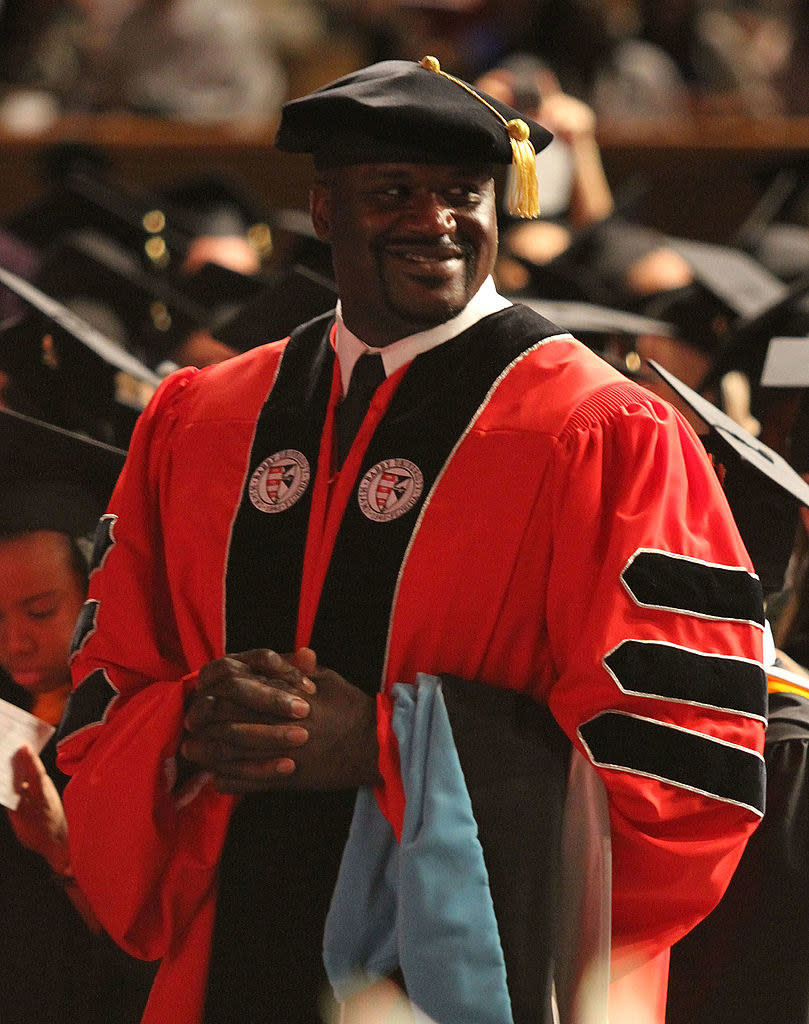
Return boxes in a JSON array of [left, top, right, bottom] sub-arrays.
[[248, 450, 311, 513], [358, 458, 424, 522]]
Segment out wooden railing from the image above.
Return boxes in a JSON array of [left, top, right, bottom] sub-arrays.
[[2, 112, 809, 243]]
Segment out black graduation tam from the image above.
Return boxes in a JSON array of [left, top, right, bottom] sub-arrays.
[[0, 406, 125, 538], [275, 57, 553, 218], [648, 358, 809, 595]]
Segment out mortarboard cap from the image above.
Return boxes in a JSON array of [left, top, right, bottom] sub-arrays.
[[8, 141, 197, 273], [214, 264, 338, 352], [697, 267, 809, 395], [0, 263, 160, 386], [158, 173, 274, 254], [648, 358, 809, 595], [0, 406, 125, 538], [515, 298, 673, 384], [275, 57, 553, 218], [760, 337, 809, 389], [666, 237, 790, 322], [501, 241, 618, 306], [640, 281, 732, 356], [637, 237, 809, 400], [8, 168, 186, 275], [174, 260, 269, 335], [732, 166, 803, 257], [521, 297, 675, 340], [752, 223, 809, 283], [0, 262, 160, 446], [266, 207, 335, 280], [204, 207, 337, 350], [639, 237, 795, 359], [31, 230, 265, 367], [499, 184, 654, 308]]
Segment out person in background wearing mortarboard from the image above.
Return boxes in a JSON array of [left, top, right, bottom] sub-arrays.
[[650, 375, 809, 1024], [665, 605, 809, 1024], [0, 408, 156, 1023], [56, 57, 766, 1024], [770, 390, 809, 672]]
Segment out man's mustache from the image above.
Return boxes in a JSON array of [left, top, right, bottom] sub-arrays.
[[374, 237, 473, 259]]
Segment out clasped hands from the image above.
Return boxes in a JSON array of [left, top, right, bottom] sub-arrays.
[[181, 648, 380, 793]]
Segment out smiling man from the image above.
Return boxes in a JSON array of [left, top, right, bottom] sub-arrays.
[[311, 161, 499, 342], [57, 59, 766, 1024]]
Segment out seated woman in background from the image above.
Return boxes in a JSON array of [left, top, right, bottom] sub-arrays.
[[0, 406, 156, 1024]]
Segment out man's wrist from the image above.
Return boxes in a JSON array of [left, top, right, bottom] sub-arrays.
[[331, 693, 380, 787]]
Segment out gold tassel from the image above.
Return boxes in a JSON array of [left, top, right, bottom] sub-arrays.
[[506, 119, 540, 219], [419, 56, 541, 220]]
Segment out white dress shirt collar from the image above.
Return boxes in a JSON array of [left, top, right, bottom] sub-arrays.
[[334, 276, 512, 395]]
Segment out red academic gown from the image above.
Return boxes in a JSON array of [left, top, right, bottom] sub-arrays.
[[57, 305, 766, 1024]]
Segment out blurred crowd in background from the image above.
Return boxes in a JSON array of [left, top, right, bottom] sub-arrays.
[[2, 4, 809, 1022], [1, 0, 809, 130], [0, 0, 808, 603], [0, 0, 808, 623]]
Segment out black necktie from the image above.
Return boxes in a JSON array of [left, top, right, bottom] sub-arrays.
[[336, 352, 386, 468]]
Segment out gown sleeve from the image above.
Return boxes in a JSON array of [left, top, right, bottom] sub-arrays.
[[544, 384, 767, 970], [57, 367, 237, 961]]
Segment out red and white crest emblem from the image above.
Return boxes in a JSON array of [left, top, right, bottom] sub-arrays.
[[249, 450, 311, 513], [358, 458, 424, 522]]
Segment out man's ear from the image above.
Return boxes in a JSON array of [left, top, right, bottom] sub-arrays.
[[310, 184, 331, 243]]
